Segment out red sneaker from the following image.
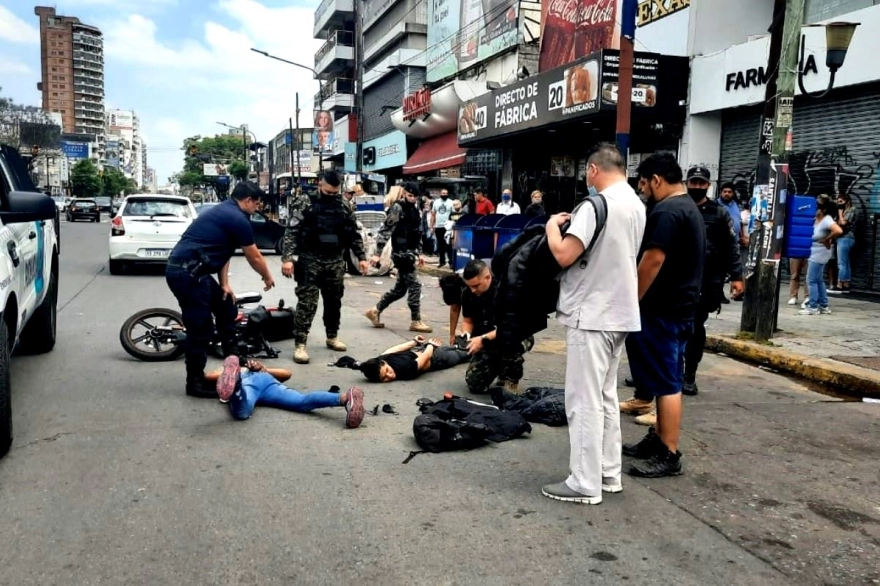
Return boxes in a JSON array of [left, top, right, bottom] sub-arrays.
[[345, 386, 365, 429], [217, 356, 241, 402]]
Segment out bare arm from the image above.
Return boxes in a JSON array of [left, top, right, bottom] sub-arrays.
[[242, 244, 273, 283], [637, 248, 666, 300], [546, 222, 586, 268], [415, 344, 435, 371], [829, 221, 844, 238], [461, 316, 474, 335], [381, 340, 418, 354], [448, 304, 461, 343], [218, 261, 230, 287]]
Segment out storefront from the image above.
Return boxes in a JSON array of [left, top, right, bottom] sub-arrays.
[[687, 3, 880, 291], [390, 80, 503, 195], [361, 130, 408, 185], [457, 48, 689, 213]]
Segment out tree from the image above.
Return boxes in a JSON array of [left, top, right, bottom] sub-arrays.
[[101, 167, 128, 198], [123, 178, 139, 195], [175, 133, 249, 198], [70, 159, 102, 197], [228, 160, 249, 180]]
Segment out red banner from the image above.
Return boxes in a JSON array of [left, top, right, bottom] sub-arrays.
[[539, 0, 621, 72]]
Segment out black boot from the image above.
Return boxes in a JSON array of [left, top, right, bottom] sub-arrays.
[[682, 373, 698, 396], [185, 360, 216, 399]]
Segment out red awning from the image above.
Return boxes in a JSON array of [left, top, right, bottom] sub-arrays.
[[402, 131, 466, 174]]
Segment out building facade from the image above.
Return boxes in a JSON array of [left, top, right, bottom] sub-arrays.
[[35, 6, 105, 162], [106, 109, 144, 187], [684, 0, 880, 292]]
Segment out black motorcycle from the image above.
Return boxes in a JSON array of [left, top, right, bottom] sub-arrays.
[[119, 292, 294, 362]]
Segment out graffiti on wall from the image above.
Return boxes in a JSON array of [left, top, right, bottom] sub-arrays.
[[726, 145, 880, 288]]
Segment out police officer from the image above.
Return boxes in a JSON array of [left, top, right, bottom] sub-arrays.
[[365, 181, 432, 333], [684, 165, 744, 394], [166, 181, 275, 398], [281, 170, 368, 364]]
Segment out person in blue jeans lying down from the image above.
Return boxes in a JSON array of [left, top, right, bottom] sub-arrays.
[[208, 356, 365, 428]]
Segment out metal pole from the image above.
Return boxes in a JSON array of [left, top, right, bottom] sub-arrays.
[[355, 0, 365, 176], [615, 0, 638, 158], [739, 0, 804, 341]]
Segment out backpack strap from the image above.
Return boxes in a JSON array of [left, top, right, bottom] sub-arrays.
[[570, 193, 608, 253]]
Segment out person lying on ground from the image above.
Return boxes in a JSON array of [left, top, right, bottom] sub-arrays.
[[332, 335, 471, 382], [208, 356, 364, 428]]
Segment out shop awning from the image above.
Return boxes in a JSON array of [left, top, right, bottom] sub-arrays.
[[402, 132, 466, 174]]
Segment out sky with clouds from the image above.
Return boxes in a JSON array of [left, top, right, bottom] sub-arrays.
[[0, 0, 322, 184]]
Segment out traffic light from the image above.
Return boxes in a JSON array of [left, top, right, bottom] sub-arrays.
[[189, 145, 198, 156]]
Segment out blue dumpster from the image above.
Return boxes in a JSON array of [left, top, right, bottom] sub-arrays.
[[525, 215, 549, 229], [354, 195, 384, 212], [473, 213, 504, 263], [784, 194, 817, 259], [494, 214, 530, 250], [451, 213, 480, 271]]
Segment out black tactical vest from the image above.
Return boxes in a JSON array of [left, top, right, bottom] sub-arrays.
[[700, 199, 730, 285], [301, 194, 349, 257], [392, 202, 422, 253]]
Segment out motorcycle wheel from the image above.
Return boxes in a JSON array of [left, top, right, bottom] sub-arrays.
[[120, 308, 186, 362]]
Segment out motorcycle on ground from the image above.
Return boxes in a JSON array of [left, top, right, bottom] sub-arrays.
[[119, 292, 295, 362]]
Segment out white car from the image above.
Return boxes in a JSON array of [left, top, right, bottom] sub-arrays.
[[108, 194, 196, 275]]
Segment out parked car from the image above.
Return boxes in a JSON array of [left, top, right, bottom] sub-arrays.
[[0, 144, 60, 458], [66, 198, 101, 222], [51, 195, 69, 212], [194, 202, 285, 253], [94, 196, 112, 215], [108, 194, 196, 275]]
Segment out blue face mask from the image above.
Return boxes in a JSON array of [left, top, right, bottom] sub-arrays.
[[502, 194, 511, 201], [587, 185, 598, 196]]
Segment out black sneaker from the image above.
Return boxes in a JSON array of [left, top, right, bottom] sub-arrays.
[[624, 377, 635, 388], [622, 427, 664, 459], [682, 380, 698, 396], [628, 448, 683, 478]]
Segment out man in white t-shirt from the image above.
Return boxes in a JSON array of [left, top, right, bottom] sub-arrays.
[[542, 143, 647, 505], [430, 189, 453, 268], [496, 189, 521, 215]]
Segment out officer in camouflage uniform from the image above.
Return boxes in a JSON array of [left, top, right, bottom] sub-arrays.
[[343, 186, 357, 212], [282, 171, 368, 364], [459, 259, 532, 394], [365, 181, 432, 333]]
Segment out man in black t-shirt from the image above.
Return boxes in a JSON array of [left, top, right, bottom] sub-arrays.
[[353, 335, 470, 382], [622, 153, 706, 479], [460, 259, 533, 394]]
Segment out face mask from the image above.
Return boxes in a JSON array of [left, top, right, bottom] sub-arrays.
[[688, 187, 708, 202], [532, 199, 541, 205], [587, 185, 598, 196], [502, 194, 511, 201], [440, 194, 448, 199]]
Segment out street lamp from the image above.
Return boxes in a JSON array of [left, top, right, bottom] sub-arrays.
[[798, 21, 860, 98]]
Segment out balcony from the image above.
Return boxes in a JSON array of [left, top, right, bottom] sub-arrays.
[[314, 77, 355, 111], [314, 0, 354, 40], [315, 30, 355, 77], [74, 84, 104, 97]]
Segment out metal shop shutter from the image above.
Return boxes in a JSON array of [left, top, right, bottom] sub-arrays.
[[363, 74, 402, 141], [719, 87, 880, 291]]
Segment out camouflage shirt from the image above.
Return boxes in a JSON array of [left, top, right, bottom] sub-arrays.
[[376, 202, 422, 255], [281, 193, 366, 262]]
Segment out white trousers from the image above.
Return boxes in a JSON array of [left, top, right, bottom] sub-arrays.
[[564, 328, 627, 496]]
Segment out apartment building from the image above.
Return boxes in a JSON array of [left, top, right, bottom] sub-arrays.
[[106, 109, 144, 187]]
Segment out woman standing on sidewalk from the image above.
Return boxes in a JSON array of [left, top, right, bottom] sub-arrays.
[[833, 193, 859, 293], [799, 195, 843, 316]]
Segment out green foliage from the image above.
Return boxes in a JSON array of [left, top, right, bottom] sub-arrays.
[[177, 133, 249, 192], [70, 159, 102, 197], [228, 160, 249, 180], [101, 166, 128, 197], [124, 178, 139, 195]]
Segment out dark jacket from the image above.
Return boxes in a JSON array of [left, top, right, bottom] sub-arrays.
[[491, 224, 564, 352], [698, 199, 743, 310]]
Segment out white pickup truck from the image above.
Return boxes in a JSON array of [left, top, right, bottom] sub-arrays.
[[0, 145, 60, 458]]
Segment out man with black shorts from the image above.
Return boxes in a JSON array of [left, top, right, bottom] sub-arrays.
[[623, 153, 706, 478]]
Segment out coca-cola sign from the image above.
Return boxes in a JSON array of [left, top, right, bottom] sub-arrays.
[[539, 0, 622, 72], [458, 48, 687, 145]]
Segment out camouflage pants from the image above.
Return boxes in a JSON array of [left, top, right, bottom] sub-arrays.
[[465, 336, 534, 394], [292, 257, 345, 344], [377, 256, 422, 320]]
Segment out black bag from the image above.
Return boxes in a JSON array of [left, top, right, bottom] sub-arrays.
[[412, 397, 531, 453], [490, 386, 567, 427], [245, 305, 295, 342]]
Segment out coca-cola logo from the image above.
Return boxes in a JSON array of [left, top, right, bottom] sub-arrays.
[[548, 0, 578, 23], [576, 0, 615, 25]]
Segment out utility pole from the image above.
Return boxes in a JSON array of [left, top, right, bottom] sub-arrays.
[[355, 0, 365, 176], [615, 0, 638, 158], [740, 0, 804, 341]]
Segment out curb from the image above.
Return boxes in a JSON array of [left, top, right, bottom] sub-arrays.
[[418, 265, 455, 278], [705, 334, 880, 399]]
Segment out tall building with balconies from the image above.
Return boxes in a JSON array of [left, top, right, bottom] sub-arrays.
[[313, 0, 358, 169], [35, 6, 105, 147], [106, 109, 143, 186]]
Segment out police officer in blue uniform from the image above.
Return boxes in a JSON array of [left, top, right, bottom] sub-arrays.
[[166, 181, 276, 398]]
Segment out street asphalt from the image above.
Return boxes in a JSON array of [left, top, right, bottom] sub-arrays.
[[1, 219, 878, 585]]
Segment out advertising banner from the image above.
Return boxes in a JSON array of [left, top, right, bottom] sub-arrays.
[[203, 163, 229, 177], [539, 0, 622, 72], [313, 110, 334, 154], [61, 141, 89, 160], [458, 49, 677, 145], [426, 0, 519, 83]]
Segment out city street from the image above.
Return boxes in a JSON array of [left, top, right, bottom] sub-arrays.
[[1, 219, 878, 586]]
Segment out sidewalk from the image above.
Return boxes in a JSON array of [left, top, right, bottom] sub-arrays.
[[418, 255, 880, 397], [704, 292, 880, 398]]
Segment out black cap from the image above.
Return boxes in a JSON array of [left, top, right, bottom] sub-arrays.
[[686, 166, 711, 182], [402, 181, 420, 196]]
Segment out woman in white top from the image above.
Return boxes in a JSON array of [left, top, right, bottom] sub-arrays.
[[799, 194, 843, 315]]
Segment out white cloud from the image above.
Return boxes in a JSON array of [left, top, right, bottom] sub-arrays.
[[0, 56, 32, 75], [0, 6, 40, 44], [100, 0, 324, 182]]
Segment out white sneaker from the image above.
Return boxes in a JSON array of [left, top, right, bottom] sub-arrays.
[[798, 307, 818, 315], [801, 299, 810, 309], [787, 297, 798, 305], [819, 306, 832, 315]]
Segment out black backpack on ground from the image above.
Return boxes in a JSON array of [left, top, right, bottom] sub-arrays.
[[409, 397, 531, 458]]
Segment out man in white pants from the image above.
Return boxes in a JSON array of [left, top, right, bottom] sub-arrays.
[[541, 143, 646, 504]]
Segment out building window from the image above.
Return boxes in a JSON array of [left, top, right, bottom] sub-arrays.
[[804, 0, 876, 22]]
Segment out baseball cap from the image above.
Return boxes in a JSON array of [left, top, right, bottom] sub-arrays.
[[402, 181, 420, 196], [686, 166, 711, 182]]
